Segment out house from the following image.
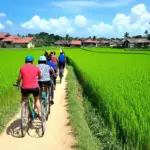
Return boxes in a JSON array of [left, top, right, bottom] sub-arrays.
[[13, 37, 35, 48], [70, 40, 82, 47], [123, 38, 150, 48], [0, 33, 10, 48], [1, 35, 21, 48], [0, 32, 9, 41], [83, 39, 98, 47], [55, 40, 69, 47], [110, 40, 123, 48], [98, 40, 110, 47]]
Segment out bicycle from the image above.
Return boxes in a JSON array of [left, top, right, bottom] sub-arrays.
[[13, 84, 46, 137], [40, 84, 50, 120]]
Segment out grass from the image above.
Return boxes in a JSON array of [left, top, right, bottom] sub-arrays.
[[66, 65, 100, 150], [65, 47, 150, 149]]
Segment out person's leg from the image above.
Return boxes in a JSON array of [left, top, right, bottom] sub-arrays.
[[33, 88, 41, 118], [34, 96, 41, 117]]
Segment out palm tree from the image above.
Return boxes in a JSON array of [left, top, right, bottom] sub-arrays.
[[124, 32, 130, 39]]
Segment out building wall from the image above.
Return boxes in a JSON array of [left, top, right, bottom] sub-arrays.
[[27, 40, 35, 48]]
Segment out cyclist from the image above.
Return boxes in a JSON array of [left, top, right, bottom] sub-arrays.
[[16, 56, 42, 118], [47, 57, 57, 100], [51, 51, 58, 74], [58, 50, 66, 73], [37, 56, 55, 105]]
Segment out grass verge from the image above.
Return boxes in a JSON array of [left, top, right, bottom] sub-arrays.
[[67, 65, 122, 150], [66, 65, 100, 150]]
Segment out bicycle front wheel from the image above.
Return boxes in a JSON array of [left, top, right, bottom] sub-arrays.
[[41, 100, 46, 136], [21, 101, 29, 137]]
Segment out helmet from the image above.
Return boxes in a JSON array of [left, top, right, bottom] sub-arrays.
[[25, 56, 34, 62], [38, 56, 47, 61]]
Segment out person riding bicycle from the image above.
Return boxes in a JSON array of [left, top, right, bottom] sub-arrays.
[[37, 56, 55, 105], [58, 50, 66, 72], [47, 57, 57, 91], [16, 56, 42, 118]]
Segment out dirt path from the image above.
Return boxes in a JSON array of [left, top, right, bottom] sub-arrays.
[[0, 69, 75, 150]]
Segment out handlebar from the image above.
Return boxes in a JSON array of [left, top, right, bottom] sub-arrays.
[[13, 84, 21, 89]]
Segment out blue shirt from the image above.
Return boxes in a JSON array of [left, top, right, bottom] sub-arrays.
[[58, 54, 65, 63], [47, 61, 56, 73]]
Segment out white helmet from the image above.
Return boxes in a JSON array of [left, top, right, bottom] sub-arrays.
[[38, 56, 47, 61]]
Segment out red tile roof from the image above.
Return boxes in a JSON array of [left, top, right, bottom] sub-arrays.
[[13, 37, 33, 44], [84, 39, 98, 44], [0, 32, 9, 39], [2, 35, 21, 42], [70, 40, 81, 45]]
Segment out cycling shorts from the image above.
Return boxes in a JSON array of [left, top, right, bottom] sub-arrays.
[[59, 62, 65, 69], [21, 88, 39, 97], [38, 81, 51, 87]]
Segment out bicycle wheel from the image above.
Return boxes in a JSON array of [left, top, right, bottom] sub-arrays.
[[46, 88, 50, 119], [41, 100, 46, 136], [21, 101, 29, 137]]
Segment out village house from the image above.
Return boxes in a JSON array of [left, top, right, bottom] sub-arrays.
[[110, 40, 123, 48], [98, 40, 110, 47], [0, 33, 9, 41], [70, 40, 82, 47], [83, 39, 98, 47], [12, 37, 35, 48], [1, 35, 21, 48], [55, 40, 69, 47], [123, 38, 150, 48]]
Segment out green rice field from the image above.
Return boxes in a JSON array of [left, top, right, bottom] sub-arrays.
[[0, 47, 150, 149], [65, 47, 150, 149]]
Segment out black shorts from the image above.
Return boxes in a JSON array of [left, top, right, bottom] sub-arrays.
[[59, 62, 65, 69], [38, 81, 51, 87], [21, 88, 39, 97]]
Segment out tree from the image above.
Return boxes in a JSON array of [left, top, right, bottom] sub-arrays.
[[145, 30, 148, 35], [124, 32, 130, 38], [65, 34, 70, 40], [88, 36, 92, 39], [93, 36, 96, 40]]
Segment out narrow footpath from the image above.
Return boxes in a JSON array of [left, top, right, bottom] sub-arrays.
[[0, 69, 75, 150]]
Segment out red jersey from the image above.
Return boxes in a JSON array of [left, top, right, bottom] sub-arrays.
[[20, 64, 40, 89], [51, 55, 57, 65]]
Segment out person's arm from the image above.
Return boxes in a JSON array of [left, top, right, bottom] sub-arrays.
[[50, 67, 55, 76], [16, 72, 22, 85], [37, 69, 42, 79]]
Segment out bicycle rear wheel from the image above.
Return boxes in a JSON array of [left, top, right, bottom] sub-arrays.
[[46, 88, 51, 119], [41, 100, 46, 136], [21, 101, 29, 137]]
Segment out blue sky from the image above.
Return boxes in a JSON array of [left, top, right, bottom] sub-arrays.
[[0, 0, 150, 37]]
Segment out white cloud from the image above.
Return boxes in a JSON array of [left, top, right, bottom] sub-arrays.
[[0, 13, 6, 17], [21, 15, 74, 35], [6, 20, 13, 26], [0, 23, 5, 30], [88, 4, 150, 37], [88, 22, 113, 36], [131, 4, 147, 16], [22, 15, 51, 30], [21, 4, 150, 37], [74, 15, 87, 27]]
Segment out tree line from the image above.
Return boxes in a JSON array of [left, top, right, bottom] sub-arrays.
[[18, 29, 150, 47]]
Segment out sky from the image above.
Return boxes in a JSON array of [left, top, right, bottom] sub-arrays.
[[0, 0, 150, 38]]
